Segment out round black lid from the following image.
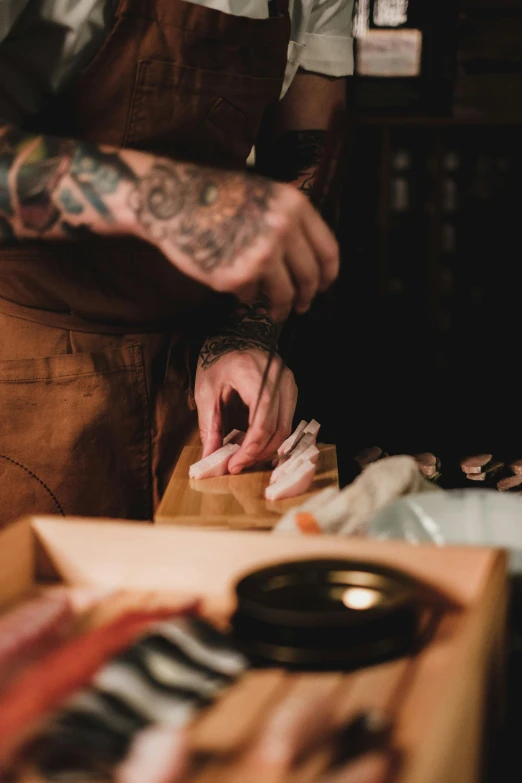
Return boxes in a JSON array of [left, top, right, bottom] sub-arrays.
[[231, 558, 423, 670]]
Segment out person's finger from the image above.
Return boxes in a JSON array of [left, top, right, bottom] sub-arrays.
[[300, 200, 340, 291], [227, 369, 280, 473], [260, 247, 295, 323], [254, 366, 297, 461], [320, 751, 394, 783], [228, 406, 278, 472], [284, 228, 320, 314], [196, 392, 224, 458]]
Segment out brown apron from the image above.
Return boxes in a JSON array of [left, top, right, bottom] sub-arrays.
[[0, 0, 290, 527]]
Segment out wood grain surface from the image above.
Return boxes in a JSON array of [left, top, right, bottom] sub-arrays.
[[155, 443, 339, 529]]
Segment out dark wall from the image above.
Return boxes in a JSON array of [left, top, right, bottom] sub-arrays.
[[288, 0, 522, 486]]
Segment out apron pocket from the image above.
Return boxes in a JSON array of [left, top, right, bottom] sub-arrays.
[[125, 59, 279, 164], [0, 344, 152, 527]]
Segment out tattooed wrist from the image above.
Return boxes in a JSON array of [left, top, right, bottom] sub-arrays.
[[198, 297, 276, 369], [128, 161, 273, 273]]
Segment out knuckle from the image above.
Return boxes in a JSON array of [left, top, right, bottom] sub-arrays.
[[272, 213, 291, 237], [257, 422, 273, 440], [299, 271, 319, 292]]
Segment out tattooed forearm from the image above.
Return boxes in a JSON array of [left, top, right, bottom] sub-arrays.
[[1, 124, 274, 278], [15, 136, 73, 232], [69, 143, 134, 221], [0, 124, 277, 288], [198, 297, 276, 369], [128, 163, 273, 272], [0, 125, 136, 242]]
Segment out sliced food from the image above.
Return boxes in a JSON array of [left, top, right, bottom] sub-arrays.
[[265, 460, 316, 502], [189, 443, 240, 480], [277, 420, 308, 457]]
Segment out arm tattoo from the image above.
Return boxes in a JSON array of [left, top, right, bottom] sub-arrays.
[[15, 136, 73, 232], [128, 163, 273, 272], [0, 126, 135, 241], [198, 297, 276, 369], [69, 143, 134, 222], [1, 126, 274, 281]]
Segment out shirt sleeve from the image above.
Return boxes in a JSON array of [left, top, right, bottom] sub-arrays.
[[0, 0, 30, 44], [300, 0, 355, 78]]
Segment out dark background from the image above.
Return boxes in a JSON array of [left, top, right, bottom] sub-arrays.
[[284, 3, 522, 779], [288, 0, 522, 488]]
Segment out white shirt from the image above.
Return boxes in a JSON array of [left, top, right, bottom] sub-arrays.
[[0, 0, 354, 124]]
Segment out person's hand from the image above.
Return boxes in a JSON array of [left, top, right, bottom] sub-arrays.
[[194, 348, 297, 473], [128, 160, 339, 322]]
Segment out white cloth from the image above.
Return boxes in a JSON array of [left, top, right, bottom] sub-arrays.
[[0, 0, 354, 124], [274, 456, 441, 537]]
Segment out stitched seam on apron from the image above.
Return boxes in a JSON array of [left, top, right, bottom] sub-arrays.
[[0, 455, 66, 517], [132, 344, 153, 520], [0, 368, 138, 384]]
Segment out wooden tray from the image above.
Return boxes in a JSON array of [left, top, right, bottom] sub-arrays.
[[155, 442, 339, 529], [0, 517, 508, 783]]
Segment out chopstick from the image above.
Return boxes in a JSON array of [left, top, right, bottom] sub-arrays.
[[251, 104, 350, 424]]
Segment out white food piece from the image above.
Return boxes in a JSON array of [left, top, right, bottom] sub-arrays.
[[273, 431, 316, 471], [265, 460, 316, 501], [303, 419, 321, 438], [286, 432, 316, 461], [116, 725, 189, 783], [222, 429, 246, 446], [270, 444, 319, 484], [189, 443, 240, 480], [277, 420, 307, 456]]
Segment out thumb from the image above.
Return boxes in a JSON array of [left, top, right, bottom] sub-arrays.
[[198, 401, 224, 458]]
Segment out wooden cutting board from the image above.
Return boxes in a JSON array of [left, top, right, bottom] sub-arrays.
[[154, 441, 339, 529]]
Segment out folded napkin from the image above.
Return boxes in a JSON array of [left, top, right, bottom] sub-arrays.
[[274, 455, 441, 537]]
